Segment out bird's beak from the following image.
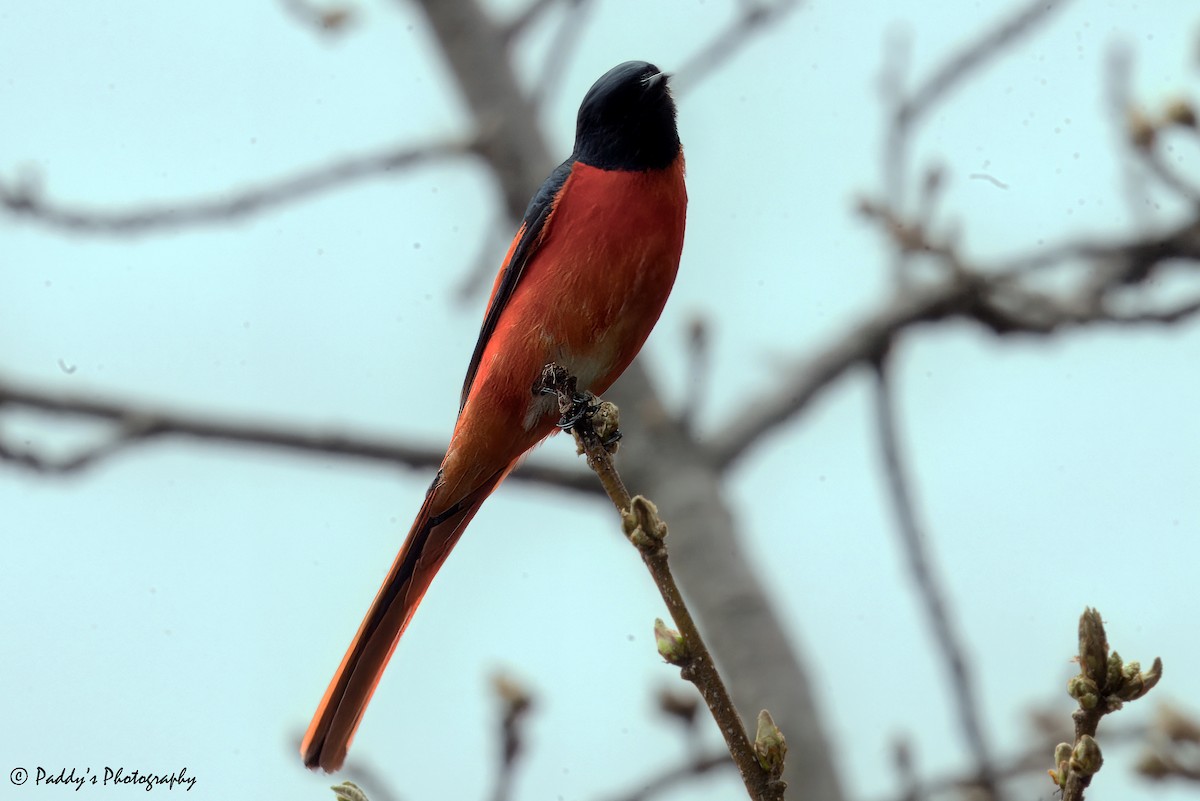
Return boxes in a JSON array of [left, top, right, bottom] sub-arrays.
[[644, 71, 670, 92]]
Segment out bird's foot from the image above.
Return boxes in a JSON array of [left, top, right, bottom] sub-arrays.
[[535, 363, 621, 450], [555, 391, 598, 431]]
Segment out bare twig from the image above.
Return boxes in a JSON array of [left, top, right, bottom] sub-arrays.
[[598, 751, 732, 801], [1138, 705, 1200, 783], [1106, 45, 1200, 210], [452, 212, 513, 303], [0, 139, 473, 234], [896, 0, 1070, 128], [872, 720, 1152, 801], [1104, 45, 1157, 225], [500, 0, 560, 42], [490, 673, 535, 801], [529, 0, 594, 108], [679, 316, 712, 435], [408, 0, 554, 221], [1140, 146, 1200, 207], [537, 364, 784, 801], [670, 0, 804, 96], [871, 356, 998, 800], [279, 0, 358, 37], [0, 377, 598, 494], [880, 0, 1070, 281], [1050, 609, 1163, 800]]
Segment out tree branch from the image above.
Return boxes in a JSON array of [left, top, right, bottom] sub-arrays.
[[0, 376, 598, 494], [0, 139, 474, 234], [871, 357, 997, 799], [1050, 608, 1163, 800], [538, 365, 784, 801], [669, 0, 805, 96], [599, 751, 732, 801], [708, 215, 1200, 471]]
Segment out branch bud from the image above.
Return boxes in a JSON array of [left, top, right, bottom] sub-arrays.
[[1048, 741, 1073, 788], [1163, 98, 1197, 128], [592, 401, 621, 450], [1116, 656, 1163, 702], [331, 781, 370, 801], [1069, 734, 1103, 776], [753, 709, 788, 778], [1077, 607, 1109, 681], [654, 618, 688, 665], [1067, 675, 1099, 709], [623, 495, 668, 550]]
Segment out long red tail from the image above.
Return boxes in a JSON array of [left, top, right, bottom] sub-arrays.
[[301, 467, 507, 772]]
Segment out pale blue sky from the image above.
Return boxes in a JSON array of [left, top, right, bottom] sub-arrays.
[[2, 1, 1198, 800]]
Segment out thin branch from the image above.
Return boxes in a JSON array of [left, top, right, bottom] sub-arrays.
[[452, 211, 509, 303], [898, 0, 1069, 127], [679, 316, 712, 435], [598, 751, 732, 801], [1139, 704, 1200, 783], [0, 139, 474, 234], [537, 365, 784, 801], [489, 673, 535, 801], [871, 357, 998, 800], [279, 0, 358, 37], [0, 377, 599, 495], [529, 0, 594, 108], [1140, 146, 1200, 207], [1105, 45, 1200, 211], [408, 0, 554, 221], [880, 0, 1070, 281], [873, 721, 1152, 801], [670, 0, 804, 96], [500, 0, 561, 42], [1053, 609, 1163, 800]]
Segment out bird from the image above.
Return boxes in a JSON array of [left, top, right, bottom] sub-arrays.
[[301, 60, 687, 772]]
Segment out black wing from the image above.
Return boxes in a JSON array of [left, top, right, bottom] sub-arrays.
[[458, 157, 575, 413]]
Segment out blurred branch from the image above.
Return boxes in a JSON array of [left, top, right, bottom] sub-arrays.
[[500, 0, 560, 42], [529, 0, 594, 108], [599, 751, 732, 801], [880, 0, 1069, 268], [407, 0, 554, 221], [0, 139, 473, 234], [875, 718, 1152, 801], [1139, 705, 1200, 784], [709, 211, 1200, 472], [489, 673, 535, 801], [671, 0, 804, 96], [1106, 46, 1200, 209], [453, 211, 511, 303], [679, 316, 712, 435], [0, 377, 599, 494], [280, 0, 358, 37], [896, 0, 1069, 128], [871, 357, 998, 800]]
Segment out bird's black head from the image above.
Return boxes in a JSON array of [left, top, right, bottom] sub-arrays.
[[573, 61, 680, 171]]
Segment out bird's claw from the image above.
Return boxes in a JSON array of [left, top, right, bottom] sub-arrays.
[[556, 392, 597, 431]]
